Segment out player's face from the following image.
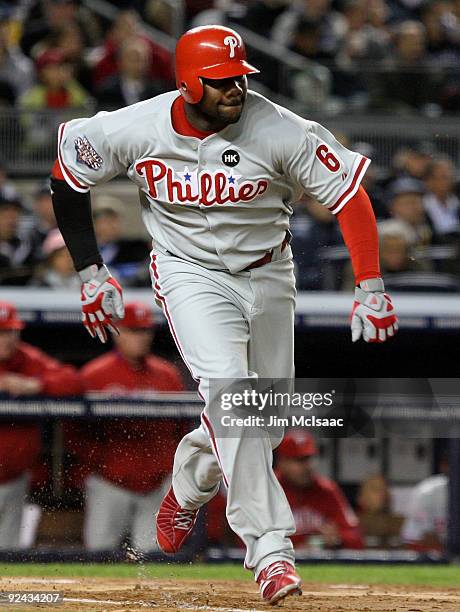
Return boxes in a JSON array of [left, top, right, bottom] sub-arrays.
[[194, 75, 247, 129]]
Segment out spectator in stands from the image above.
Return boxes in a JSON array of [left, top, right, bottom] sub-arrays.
[[20, 49, 90, 111], [387, 142, 435, 185], [0, 5, 34, 104], [333, 0, 391, 105], [272, 0, 346, 59], [19, 48, 91, 152], [91, 10, 173, 91], [0, 301, 82, 549], [93, 201, 150, 286], [50, 22, 93, 93], [401, 463, 448, 553], [20, 0, 101, 58], [96, 37, 165, 110], [241, 1, 289, 37], [379, 219, 433, 273], [143, 0, 176, 35], [421, 0, 460, 66], [0, 196, 35, 286], [369, 21, 443, 113], [289, 18, 333, 63], [356, 474, 404, 548], [342, 219, 431, 290], [25, 181, 57, 261], [352, 142, 388, 219], [207, 430, 364, 550], [65, 302, 184, 552], [0, 160, 22, 205], [288, 18, 337, 107], [423, 156, 460, 240], [387, 177, 432, 246], [290, 197, 343, 289], [31, 228, 79, 289], [378, 219, 431, 271]]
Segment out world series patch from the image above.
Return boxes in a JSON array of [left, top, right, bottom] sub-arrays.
[[74, 136, 103, 170]]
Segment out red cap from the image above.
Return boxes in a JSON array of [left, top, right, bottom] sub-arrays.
[[118, 302, 154, 329], [277, 430, 317, 458], [0, 302, 25, 331], [36, 49, 66, 71]]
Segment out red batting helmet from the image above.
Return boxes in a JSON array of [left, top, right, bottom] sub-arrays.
[[175, 25, 259, 104]]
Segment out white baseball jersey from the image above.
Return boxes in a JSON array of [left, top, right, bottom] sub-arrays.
[[57, 90, 370, 273], [401, 474, 448, 544]]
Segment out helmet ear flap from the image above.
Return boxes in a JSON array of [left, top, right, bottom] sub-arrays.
[[180, 76, 203, 104]]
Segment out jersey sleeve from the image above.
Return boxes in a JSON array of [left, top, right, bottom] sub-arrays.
[[285, 121, 371, 215], [57, 114, 126, 193]]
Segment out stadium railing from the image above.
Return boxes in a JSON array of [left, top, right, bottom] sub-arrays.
[[3, 287, 460, 331], [3, 109, 460, 177]]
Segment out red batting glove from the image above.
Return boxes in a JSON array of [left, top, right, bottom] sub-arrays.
[[351, 278, 398, 343], [79, 264, 124, 343]]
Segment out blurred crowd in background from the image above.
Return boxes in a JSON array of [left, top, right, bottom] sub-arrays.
[[1, 0, 460, 113]]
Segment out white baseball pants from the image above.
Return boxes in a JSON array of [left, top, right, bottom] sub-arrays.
[[0, 473, 29, 550], [150, 244, 296, 577], [84, 474, 170, 552]]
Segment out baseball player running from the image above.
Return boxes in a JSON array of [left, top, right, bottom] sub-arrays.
[[51, 25, 397, 605]]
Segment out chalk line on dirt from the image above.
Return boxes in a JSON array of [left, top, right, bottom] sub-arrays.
[[64, 598, 264, 612]]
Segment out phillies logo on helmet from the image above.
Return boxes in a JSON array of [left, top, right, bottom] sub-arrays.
[[135, 158, 268, 207], [224, 35, 238, 58]]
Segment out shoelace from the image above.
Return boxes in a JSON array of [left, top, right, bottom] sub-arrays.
[[174, 508, 196, 530], [264, 562, 287, 579]]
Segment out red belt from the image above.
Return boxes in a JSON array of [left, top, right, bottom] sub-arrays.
[[244, 231, 291, 271]]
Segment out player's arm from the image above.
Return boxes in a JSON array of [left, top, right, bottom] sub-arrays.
[[336, 186, 398, 343], [51, 118, 126, 343], [282, 120, 398, 342]]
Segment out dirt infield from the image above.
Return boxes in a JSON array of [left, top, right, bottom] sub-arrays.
[[1, 577, 460, 611]]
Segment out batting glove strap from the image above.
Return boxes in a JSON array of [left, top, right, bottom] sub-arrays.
[[80, 265, 124, 344], [351, 278, 398, 343]]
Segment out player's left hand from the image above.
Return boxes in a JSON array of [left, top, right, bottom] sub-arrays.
[[351, 277, 398, 343]]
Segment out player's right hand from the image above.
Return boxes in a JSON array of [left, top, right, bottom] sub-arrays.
[[79, 264, 124, 343], [351, 277, 398, 343]]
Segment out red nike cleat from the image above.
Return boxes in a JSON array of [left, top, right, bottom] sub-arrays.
[[256, 561, 302, 605], [156, 487, 199, 553]]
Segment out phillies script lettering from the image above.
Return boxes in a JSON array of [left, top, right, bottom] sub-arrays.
[[135, 158, 268, 206]]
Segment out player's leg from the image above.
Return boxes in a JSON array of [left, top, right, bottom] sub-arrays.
[[153, 249, 297, 583], [233, 248, 297, 579], [131, 477, 171, 552], [201, 249, 297, 576], [247, 248, 296, 381], [83, 475, 132, 550], [151, 251, 252, 511], [0, 473, 29, 550], [171, 423, 222, 509]]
